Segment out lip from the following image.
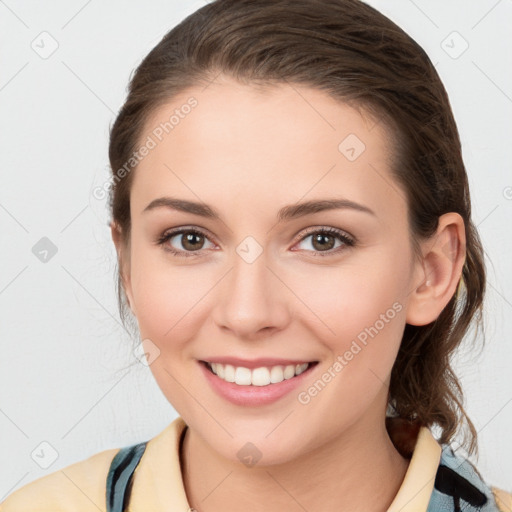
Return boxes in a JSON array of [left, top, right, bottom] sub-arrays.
[[198, 360, 319, 406], [201, 356, 314, 370]]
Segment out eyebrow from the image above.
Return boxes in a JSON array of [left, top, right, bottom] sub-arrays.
[[142, 196, 376, 221]]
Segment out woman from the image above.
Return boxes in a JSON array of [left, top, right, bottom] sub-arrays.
[[2, 0, 510, 511]]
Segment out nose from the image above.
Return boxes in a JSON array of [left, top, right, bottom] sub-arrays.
[[211, 246, 291, 340]]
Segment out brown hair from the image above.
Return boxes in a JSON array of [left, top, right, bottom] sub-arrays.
[[108, 0, 486, 456]]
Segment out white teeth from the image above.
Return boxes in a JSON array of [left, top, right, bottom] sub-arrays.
[[283, 365, 295, 380], [296, 362, 309, 375], [270, 365, 285, 384], [235, 367, 252, 385], [216, 363, 225, 379], [224, 364, 235, 382], [208, 361, 311, 386], [251, 367, 270, 386]]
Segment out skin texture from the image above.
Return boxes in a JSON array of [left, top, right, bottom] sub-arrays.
[[111, 75, 466, 512]]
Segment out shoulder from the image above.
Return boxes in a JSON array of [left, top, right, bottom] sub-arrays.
[[431, 444, 512, 512], [0, 446, 120, 512], [493, 487, 512, 512]]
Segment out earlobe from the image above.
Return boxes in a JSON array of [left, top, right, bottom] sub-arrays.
[[405, 213, 466, 326], [110, 221, 136, 315]]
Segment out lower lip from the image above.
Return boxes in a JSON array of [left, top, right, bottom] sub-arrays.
[[199, 361, 318, 406]]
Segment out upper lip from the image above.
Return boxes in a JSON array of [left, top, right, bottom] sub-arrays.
[[200, 357, 317, 370]]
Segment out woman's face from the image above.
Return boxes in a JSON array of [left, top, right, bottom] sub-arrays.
[[117, 75, 426, 465]]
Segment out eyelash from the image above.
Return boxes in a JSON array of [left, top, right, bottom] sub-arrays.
[[156, 226, 356, 258]]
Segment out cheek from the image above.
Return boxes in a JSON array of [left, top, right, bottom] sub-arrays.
[[127, 249, 216, 412], [293, 268, 407, 425], [129, 245, 216, 345], [289, 258, 406, 337], [287, 254, 408, 387]]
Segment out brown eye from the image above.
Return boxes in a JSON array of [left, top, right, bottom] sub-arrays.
[[157, 228, 216, 257], [311, 232, 336, 251], [180, 231, 206, 251], [293, 227, 355, 257]]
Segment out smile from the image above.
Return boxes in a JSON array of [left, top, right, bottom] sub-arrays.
[[205, 361, 314, 386], [199, 358, 320, 406]]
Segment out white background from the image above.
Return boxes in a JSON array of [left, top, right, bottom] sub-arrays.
[[0, 0, 511, 498]]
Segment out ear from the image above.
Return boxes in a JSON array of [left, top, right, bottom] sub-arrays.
[[110, 221, 136, 316], [406, 212, 466, 326]]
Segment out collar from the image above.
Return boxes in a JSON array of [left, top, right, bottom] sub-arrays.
[[129, 416, 442, 512]]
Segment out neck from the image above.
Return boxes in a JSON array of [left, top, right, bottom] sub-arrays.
[[180, 411, 410, 512]]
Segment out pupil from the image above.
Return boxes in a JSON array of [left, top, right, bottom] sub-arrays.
[[183, 232, 203, 250], [313, 233, 334, 251]]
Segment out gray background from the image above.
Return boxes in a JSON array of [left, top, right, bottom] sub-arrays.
[[1, 0, 511, 498]]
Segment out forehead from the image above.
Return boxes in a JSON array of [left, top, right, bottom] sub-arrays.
[[131, 76, 406, 224]]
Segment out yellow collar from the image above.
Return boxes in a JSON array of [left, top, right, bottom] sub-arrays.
[[130, 416, 441, 512]]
